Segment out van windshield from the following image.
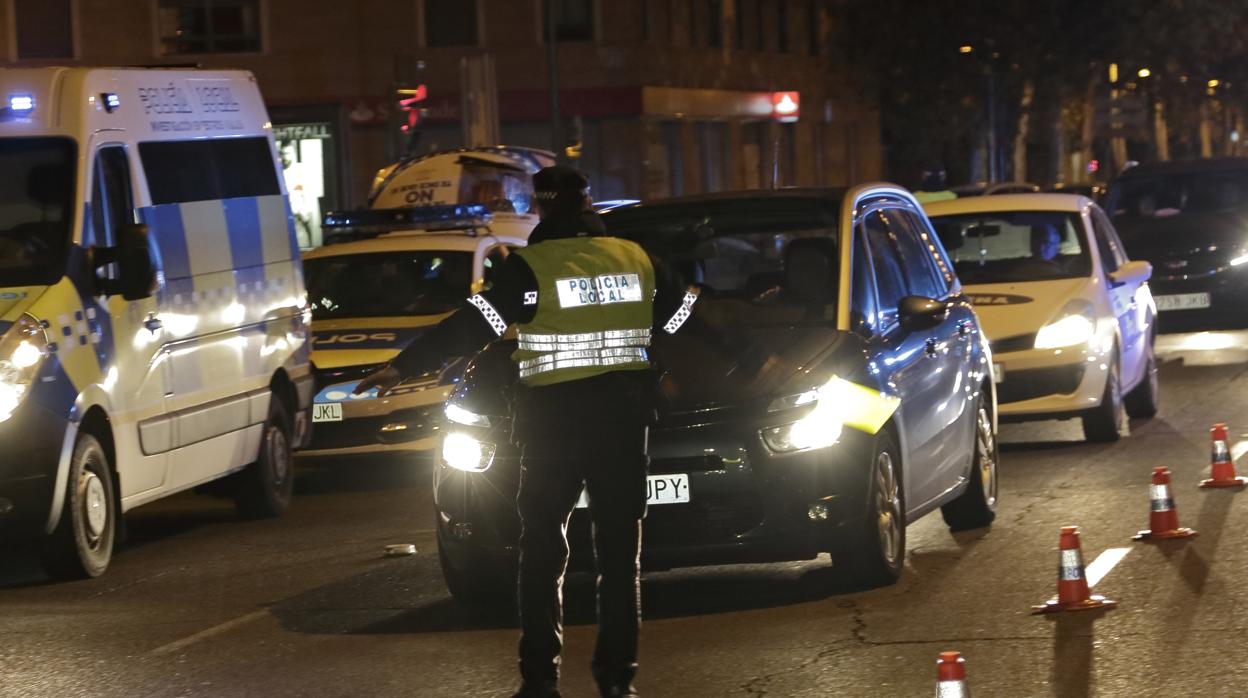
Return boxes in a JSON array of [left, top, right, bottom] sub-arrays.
[[304, 251, 474, 319], [0, 137, 76, 287]]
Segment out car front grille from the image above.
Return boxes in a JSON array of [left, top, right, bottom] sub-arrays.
[[990, 333, 1037, 355], [650, 455, 724, 474], [643, 494, 764, 547], [998, 364, 1086, 404]]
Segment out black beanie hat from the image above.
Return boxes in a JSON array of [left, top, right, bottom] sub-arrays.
[[533, 166, 589, 211]]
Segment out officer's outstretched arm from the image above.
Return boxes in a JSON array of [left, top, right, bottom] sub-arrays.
[[355, 255, 539, 396]]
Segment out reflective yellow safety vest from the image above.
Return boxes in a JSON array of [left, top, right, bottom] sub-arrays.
[[512, 237, 656, 386]]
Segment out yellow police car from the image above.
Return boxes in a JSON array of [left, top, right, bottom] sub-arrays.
[[301, 205, 527, 456]]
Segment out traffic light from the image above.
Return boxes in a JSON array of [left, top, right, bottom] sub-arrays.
[[397, 84, 428, 134]]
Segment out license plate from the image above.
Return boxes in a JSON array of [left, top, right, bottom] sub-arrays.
[[576, 473, 690, 508], [992, 363, 1005, 384], [1155, 293, 1211, 311], [312, 403, 343, 423]]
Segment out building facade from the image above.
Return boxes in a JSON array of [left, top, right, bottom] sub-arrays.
[[1, 0, 882, 248]]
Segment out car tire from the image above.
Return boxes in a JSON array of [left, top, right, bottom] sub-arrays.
[[941, 396, 999, 531], [1082, 359, 1124, 443], [234, 395, 295, 518], [42, 433, 116, 579], [437, 532, 515, 606], [1124, 343, 1159, 419], [834, 427, 906, 588]]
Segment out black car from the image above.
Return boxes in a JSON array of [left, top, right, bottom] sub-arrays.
[[1107, 158, 1248, 332], [433, 186, 999, 602]]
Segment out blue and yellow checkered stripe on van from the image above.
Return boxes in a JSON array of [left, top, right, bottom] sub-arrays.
[[137, 194, 302, 393]]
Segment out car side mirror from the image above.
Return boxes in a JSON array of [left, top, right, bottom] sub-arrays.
[[94, 223, 158, 301], [1109, 259, 1152, 287], [898, 295, 949, 331]]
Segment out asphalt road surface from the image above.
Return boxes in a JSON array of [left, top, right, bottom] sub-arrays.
[[5, 350, 1248, 697]]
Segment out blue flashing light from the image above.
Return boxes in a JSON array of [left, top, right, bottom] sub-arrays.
[[9, 94, 34, 112], [102, 93, 121, 112], [322, 203, 493, 238]]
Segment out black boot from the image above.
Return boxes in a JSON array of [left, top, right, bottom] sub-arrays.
[[596, 681, 638, 698], [512, 680, 561, 698]]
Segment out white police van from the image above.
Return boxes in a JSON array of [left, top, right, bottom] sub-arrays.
[[0, 68, 313, 579]]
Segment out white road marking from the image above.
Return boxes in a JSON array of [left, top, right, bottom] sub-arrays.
[[1231, 440, 1248, 464], [149, 609, 269, 657], [1085, 547, 1131, 588]]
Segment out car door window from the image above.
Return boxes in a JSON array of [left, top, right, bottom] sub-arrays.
[[1090, 208, 1125, 274], [863, 211, 907, 331], [885, 208, 946, 299], [850, 233, 877, 335], [900, 209, 956, 290]]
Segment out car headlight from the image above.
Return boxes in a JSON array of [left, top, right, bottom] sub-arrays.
[[0, 315, 50, 423], [445, 401, 491, 427], [1034, 301, 1096, 350], [441, 431, 497, 472], [762, 378, 847, 453]]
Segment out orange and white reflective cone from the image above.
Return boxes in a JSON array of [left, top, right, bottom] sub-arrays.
[[1134, 466, 1197, 540], [935, 651, 970, 697], [1200, 423, 1248, 488], [1031, 526, 1116, 614]]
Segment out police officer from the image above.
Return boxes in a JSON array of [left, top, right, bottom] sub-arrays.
[[356, 167, 699, 698]]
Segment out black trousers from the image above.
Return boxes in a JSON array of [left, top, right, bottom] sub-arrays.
[[514, 373, 650, 688]]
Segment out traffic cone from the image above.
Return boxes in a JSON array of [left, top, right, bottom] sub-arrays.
[[1031, 526, 1116, 614], [1200, 423, 1247, 488], [935, 651, 970, 697], [1134, 466, 1197, 540]]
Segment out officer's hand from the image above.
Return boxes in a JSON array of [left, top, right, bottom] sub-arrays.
[[354, 366, 402, 396]]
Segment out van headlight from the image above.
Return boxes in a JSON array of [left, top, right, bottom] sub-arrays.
[[0, 315, 50, 423], [1034, 301, 1096, 350], [441, 431, 497, 472]]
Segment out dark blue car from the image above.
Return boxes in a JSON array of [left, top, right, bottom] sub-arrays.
[[433, 185, 999, 602]]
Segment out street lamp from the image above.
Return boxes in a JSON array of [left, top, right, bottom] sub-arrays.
[[1138, 68, 1151, 79], [959, 45, 973, 54]]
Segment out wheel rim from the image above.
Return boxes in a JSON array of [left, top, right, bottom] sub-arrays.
[[268, 425, 291, 485], [81, 471, 108, 543], [976, 406, 998, 510], [875, 450, 902, 566]]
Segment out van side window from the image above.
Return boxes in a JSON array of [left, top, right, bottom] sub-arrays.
[[139, 137, 280, 205], [90, 146, 135, 249]]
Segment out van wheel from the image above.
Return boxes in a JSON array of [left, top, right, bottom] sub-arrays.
[[42, 434, 116, 579], [834, 427, 905, 588], [941, 397, 998, 531], [235, 396, 295, 518], [1124, 344, 1159, 419], [1082, 360, 1123, 443]]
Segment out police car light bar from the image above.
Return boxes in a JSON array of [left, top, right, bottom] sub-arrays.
[[322, 203, 493, 237], [8, 94, 34, 112]]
